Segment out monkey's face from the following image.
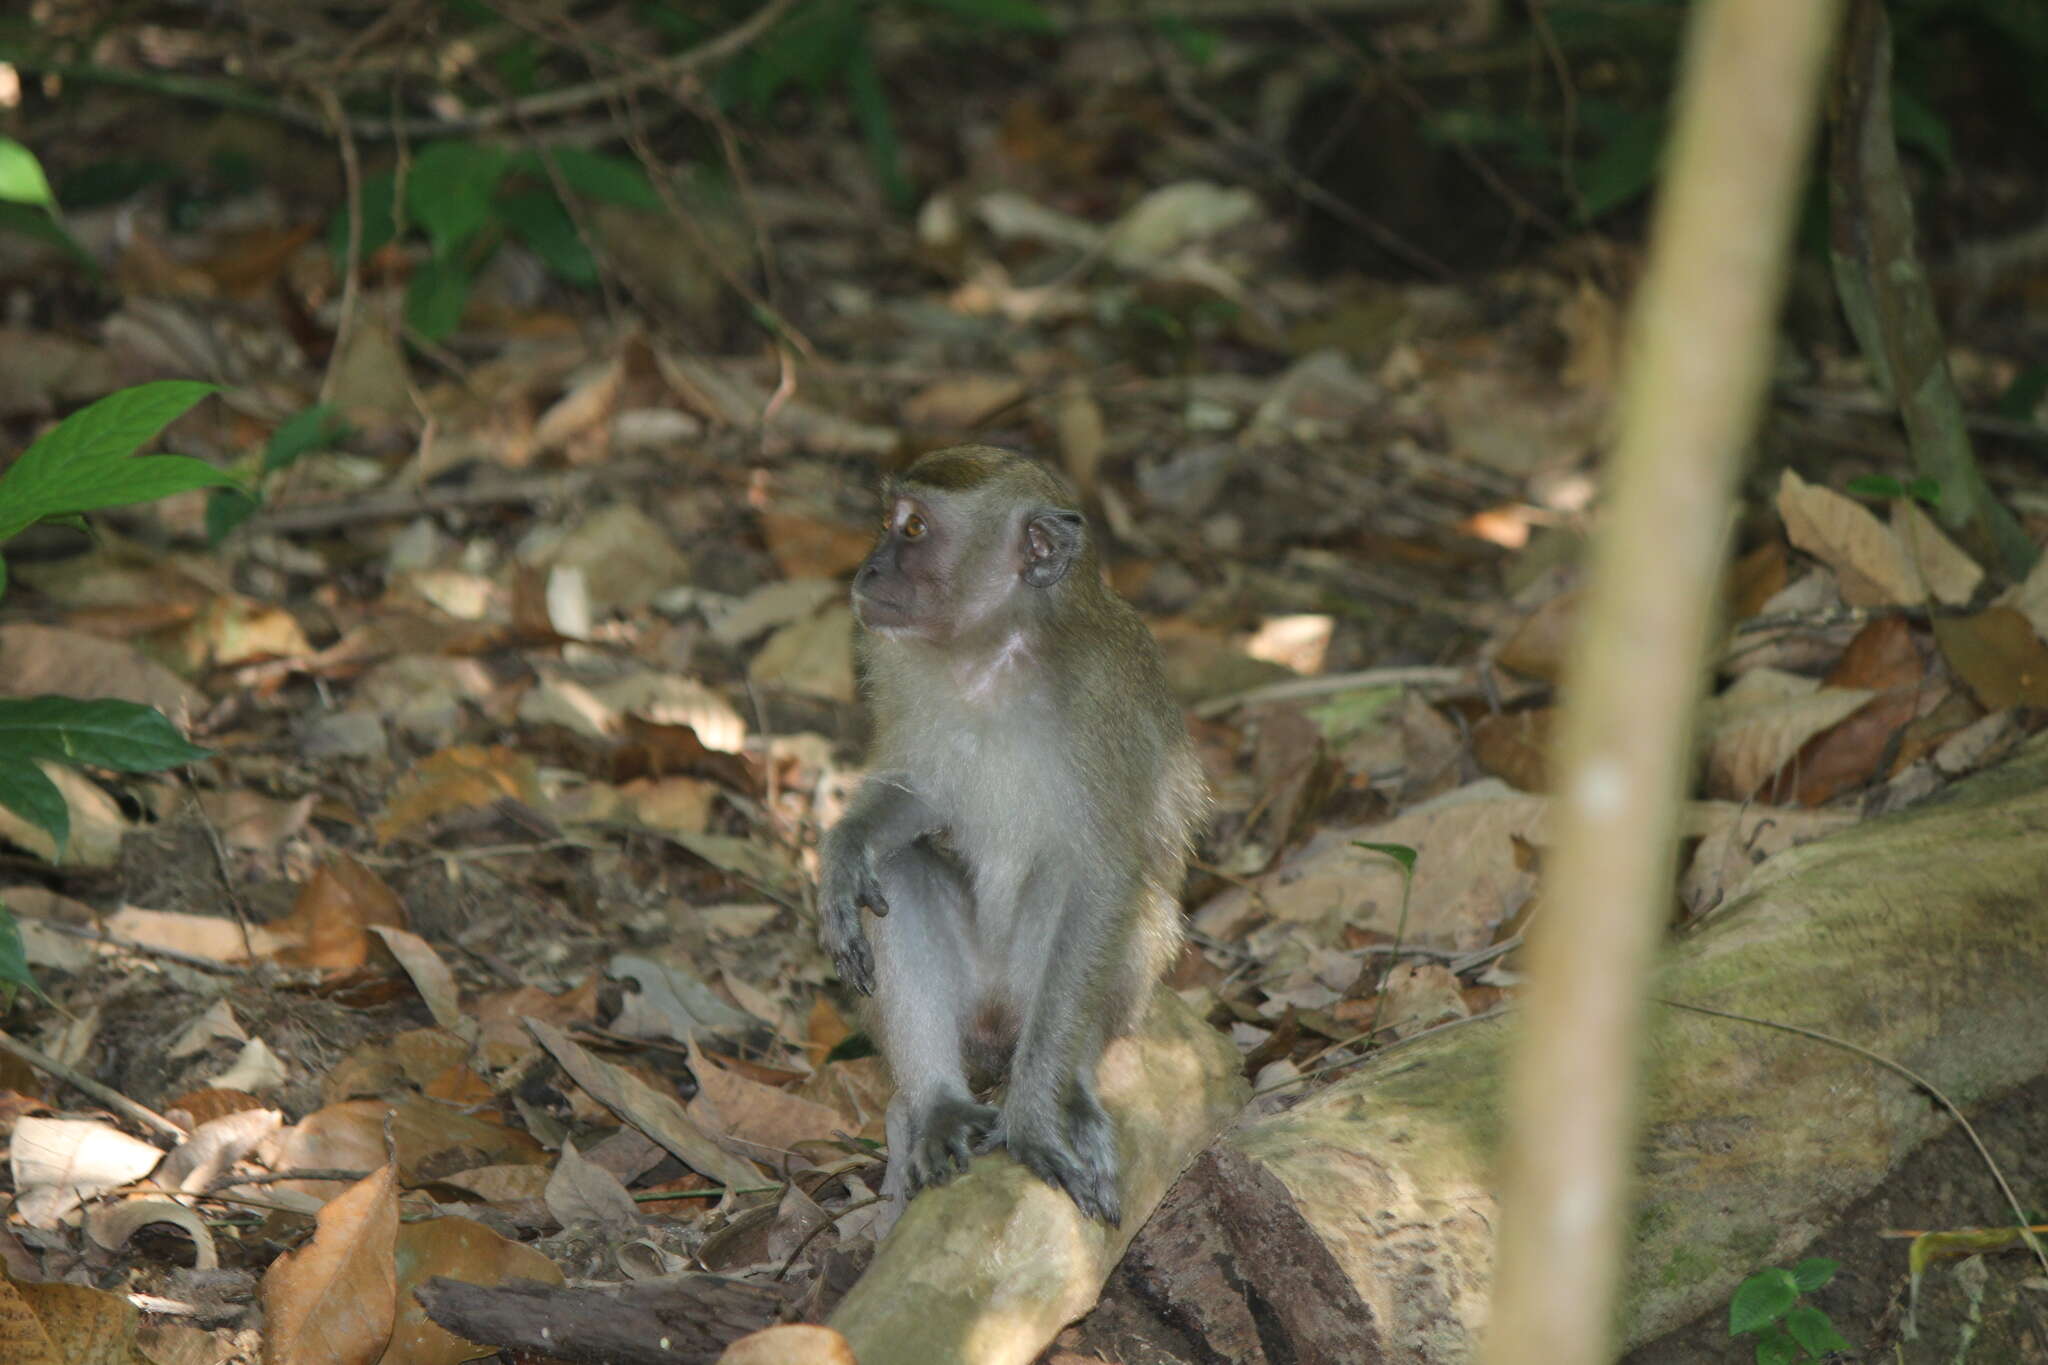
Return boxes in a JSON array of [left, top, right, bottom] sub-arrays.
[[851, 481, 1084, 645]]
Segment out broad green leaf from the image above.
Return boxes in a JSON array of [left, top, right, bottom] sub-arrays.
[[1789, 1257, 1839, 1292], [264, 404, 346, 473], [846, 33, 911, 212], [407, 142, 511, 257], [1889, 85, 1954, 174], [0, 200, 94, 272], [0, 696, 210, 771], [0, 381, 226, 539], [524, 147, 660, 211], [1579, 113, 1665, 222], [206, 488, 262, 545], [1784, 1305, 1849, 1355], [1728, 1268, 1800, 1335], [1995, 364, 2048, 422], [0, 754, 67, 855], [1354, 841, 1418, 875], [0, 453, 242, 541], [1904, 477, 1941, 507], [1755, 1329, 1802, 1365], [0, 138, 55, 208], [329, 170, 400, 263], [406, 256, 472, 340], [0, 901, 39, 1005], [498, 189, 597, 284]]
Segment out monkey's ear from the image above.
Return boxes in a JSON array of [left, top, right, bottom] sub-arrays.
[[1022, 509, 1084, 588]]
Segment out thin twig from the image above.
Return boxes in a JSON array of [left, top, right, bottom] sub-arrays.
[[1657, 998, 2048, 1276], [1192, 664, 1471, 718], [0, 1027, 186, 1139]]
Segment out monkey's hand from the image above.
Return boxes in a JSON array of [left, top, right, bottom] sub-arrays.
[[818, 830, 886, 994], [986, 1090, 1123, 1226], [900, 1092, 999, 1195]]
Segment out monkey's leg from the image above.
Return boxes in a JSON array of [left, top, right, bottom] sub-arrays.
[[872, 842, 999, 1205], [992, 885, 1129, 1225]]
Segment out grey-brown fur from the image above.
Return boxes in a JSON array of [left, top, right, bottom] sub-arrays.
[[818, 446, 1206, 1223]]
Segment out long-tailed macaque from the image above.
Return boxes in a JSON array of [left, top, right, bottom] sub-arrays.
[[818, 446, 1206, 1224]]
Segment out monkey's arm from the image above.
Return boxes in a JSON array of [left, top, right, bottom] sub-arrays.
[[818, 775, 941, 994]]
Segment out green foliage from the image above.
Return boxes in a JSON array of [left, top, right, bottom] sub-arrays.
[[1354, 841, 1418, 875], [0, 381, 228, 998], [722, 0, 1053, 208], [1729, 1259, 1848, 1364], [0, 138, 91, 271], [1845, 473, 1942, 507], [327, 146, 658, 340], [207, 403, 349, 543]]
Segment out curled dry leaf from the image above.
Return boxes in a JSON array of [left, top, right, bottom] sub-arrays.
[[367, 926, 463, 1032], [156, 1106, 282, 1192], [1699, 669, 1874, 799], [716, 1323, 857, 1365], [87, 1198, 219, 1269], [1891, 497, 1982, 606], [373, 746, 542, 847], [260, 1164, 398, 1365], [544, 1138, 642, 1235]]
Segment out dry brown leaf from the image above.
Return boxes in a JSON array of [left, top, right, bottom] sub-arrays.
[[366, 928, 463, 1031], [433, 1163, 551, 1203], [901, 374, 1026, 430], [1678, 803, 1856, 914], [717, 1324, 857, 1365], [0, 764, 130, 867], [374, 746, 541, 846], [0, 624, 204, 723], [270, 856, 409, 971], [387, 1215, 565, 1365], [260, 1164, 398, 1365], [1495, 590, 1578, 683], [194, 789, 317, 854], [1824, 616, 1923, 691], [1995, 543, 2048, 640], [4, 1277, 138, 1365], [1776, 687, 1921, 807], [1375, 962, 1470, 1039], [134, 1320, 241, 1365], [524, 1019, 762, 1192], [540, 504, 690, 615], [1776, 469, 1921, 605], [175, 596, 312, 670], [759, 510, 872, 580], [10, 1116, 166, 1228], [543, 1138, 642, 1234], [156, 1106, 282, 1192], [686, 1041, 844, 1154], [748, 605, 855, 702], [1727, 540, 1789, 621], [86, 1198, 218, 1269], [1891, 498, 1983, 606], [1054, 376, 1106, 493], [1470, 709, 1554, 792], [1931, 607, 2048, 711], [102, 906, 279, 964], [1699, 670, 1873, 799]]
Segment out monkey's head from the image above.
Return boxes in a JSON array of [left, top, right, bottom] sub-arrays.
[[852, 446, 1089, 645]]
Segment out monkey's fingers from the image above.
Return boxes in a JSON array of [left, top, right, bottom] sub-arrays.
[[830, 934, 876, 995], [1008, 1135, 1123, 1226]]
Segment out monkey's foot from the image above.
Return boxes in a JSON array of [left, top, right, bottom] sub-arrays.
[[820, 918, 876, 995], [900, 1093, 999, 1195], [988, 1093, 1123, 1225]]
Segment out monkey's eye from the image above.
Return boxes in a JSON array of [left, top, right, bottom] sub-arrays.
[[902, 512, 928, 540]]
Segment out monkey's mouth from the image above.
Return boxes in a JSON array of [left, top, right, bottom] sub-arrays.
[[852, 588, 912, 630]]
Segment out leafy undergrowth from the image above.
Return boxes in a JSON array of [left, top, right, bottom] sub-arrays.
[[3, 16, 2048, 1365]]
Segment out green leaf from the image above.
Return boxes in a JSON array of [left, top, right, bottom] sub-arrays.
[[1845, 474, 1905, 500], [498, 188, 597, 284], [1729, 1268, 1801, 1335], [1904, 477, 1942, 507], [0, 900, 41, 1006], [205, 488, 262, 545], [1995, 364, 2048, 422], [407, 142, 511, 257], [406, 256, 473, 340], [1354, 841, 1418, 875], [0, 754, 68, 856], [0, 382, 228, 541], [1755, 1327, 1803, 1365], [1151, 16, 1219, 65], [904, 0, 1055, 33], [1789, 1257, 1839, 1292], [0, 696, 210, 771], [1579, 113, 1665, 222], [264, 403, 346, 474], [1889, 85, 1954, 174], [846, 32, 912, 212], [0, 138, 57, 208], [0, 201, 95, 273], [525, 147, 661, 211], [329, 170, 399, 262], [1784, 1304, 1849, 1355]]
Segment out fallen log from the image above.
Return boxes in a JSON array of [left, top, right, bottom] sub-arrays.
[[1112, 733, 2048, 1361], [826, 989, 1248, 1365]]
